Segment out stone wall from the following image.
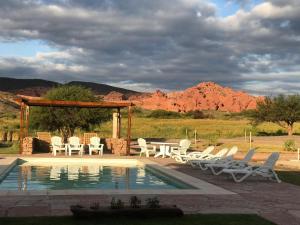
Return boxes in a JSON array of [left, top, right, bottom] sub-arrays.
[[22, 137, 36, 155], [104, 138, 129, 156]]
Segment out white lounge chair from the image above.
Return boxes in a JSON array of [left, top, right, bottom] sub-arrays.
[[50, 136, 67, 156], [222, 152, 281, 183], [88, 137, 104, 156], [189, 148, 229, 168], [173, 146, 215, 163], [207, 149, 255, 175], [170, 139, 191, 158], [67, 136, 84, 156], [195, 146, 238, 170], [138, 138, 156, 157]]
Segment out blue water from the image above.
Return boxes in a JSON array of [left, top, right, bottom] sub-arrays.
[[0, 162, 192, 191]]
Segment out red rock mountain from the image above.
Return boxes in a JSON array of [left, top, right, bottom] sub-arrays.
[[106, 82, 263, 112]]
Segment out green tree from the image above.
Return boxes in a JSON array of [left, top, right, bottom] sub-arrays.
[[252, 94, 300, 136], [30, 85, 111, 141]]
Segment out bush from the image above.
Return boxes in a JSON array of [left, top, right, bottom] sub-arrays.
[[130, 196, 141, 208], [110, 197, 125, 209], [206, 133, 219, 146], [283, 140, 297, 152], [185, 110, 207, 119], [147, 110, 182, 119], [146, 197, 160, 208]]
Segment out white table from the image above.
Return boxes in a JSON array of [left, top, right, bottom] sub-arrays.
[[150, 142, 178, 158]]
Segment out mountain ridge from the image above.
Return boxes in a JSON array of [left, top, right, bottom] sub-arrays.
[[0, 77, 140, 97]]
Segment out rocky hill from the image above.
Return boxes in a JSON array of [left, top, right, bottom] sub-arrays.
[[105, 82, 263, 112]]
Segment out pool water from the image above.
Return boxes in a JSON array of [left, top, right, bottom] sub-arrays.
[[0, 162, 192, 191]]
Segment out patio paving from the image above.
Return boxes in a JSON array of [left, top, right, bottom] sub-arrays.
[[0, 154, 299, 225]]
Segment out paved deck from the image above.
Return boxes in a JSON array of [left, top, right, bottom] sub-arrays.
[[0, 154, 299, 225]]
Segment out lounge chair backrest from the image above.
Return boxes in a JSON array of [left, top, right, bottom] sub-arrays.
[[215, 148, 228, 158], [202, 146, 214, 155], [243, 149, 255, 162], [51, 136, 63, 146], [263, 152, 280, 169], [90, 137, 100, 146], [69, 136, 80, 146], [226, 146, 238, 157], [179, 139, 191, 150], [138, 138, 147, 148]]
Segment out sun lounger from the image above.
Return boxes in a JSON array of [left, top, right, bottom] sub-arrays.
[[207, 149, 255, 175], [173, 146, 215, 163], [189, 148, 229, 168], [222, 152, 281, 183], [195, 146, 238, 170]]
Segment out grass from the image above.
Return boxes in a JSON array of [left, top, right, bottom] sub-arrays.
[[0, 214, 276, 225], [99, 117, 300, 139], [278, 170, 300, 186], [0, 141, 19, 154]]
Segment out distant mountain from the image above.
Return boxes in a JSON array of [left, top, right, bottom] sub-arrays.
[[104, 82, 263, 112], [0, 77, 140, 97]]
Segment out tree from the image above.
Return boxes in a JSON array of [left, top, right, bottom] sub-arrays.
[[30, 85, 111, 141], [252, 94, 300, 136]]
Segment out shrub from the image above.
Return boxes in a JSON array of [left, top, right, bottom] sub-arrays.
[[147, 110, 182, 119], [146, 197, 160, 208], [283, 140, 297, 152], [110, 197, 125, 209], [185, 110, 207, 119], [130, 196, 141, 208], [206, 133, 219, 146], [90, 202, 100, 210]]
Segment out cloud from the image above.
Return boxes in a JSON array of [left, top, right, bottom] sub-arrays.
[[0, 0, 299, 95]]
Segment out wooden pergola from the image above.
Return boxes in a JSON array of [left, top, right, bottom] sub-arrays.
[[15, 97, 134, 154]]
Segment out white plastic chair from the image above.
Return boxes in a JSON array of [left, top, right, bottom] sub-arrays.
[[207, 149, 255, 175], [67, 136, 83, 156], [138, 138, 156, 157], [222, 152, 281, 183], [170, 139, 191, 158], [88, 137, 104, 156], [50, 136, 67, 156]]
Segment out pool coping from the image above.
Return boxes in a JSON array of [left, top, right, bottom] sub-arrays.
[[0, 157, 235, 196]]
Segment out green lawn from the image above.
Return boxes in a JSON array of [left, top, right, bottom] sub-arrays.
[[278, 170, 300, 186], [0, 141, 19, 154], [0, 214, 276, 225]]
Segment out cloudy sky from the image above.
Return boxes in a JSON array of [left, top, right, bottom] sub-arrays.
[[0, 0, 299, 95]]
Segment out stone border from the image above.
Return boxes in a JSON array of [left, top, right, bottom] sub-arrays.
[[0, 157, 235, 196]]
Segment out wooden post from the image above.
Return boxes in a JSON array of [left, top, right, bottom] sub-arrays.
[[25, 106, 30, 137], [249, 131, 252, 149], [19, 102, 25, 154], [126, 105, 132, 155], [194, 129, 197, 146], [117, 108, 121, 138], [186, 129, 188, 139], [244, 129, 247, 142]]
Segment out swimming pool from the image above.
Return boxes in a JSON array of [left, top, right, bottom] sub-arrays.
[[0, 159, 193, 191]]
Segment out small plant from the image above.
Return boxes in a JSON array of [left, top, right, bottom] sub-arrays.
[[146, 197, 160, 208], [206, 133, 219, 146], [110, 197, 125, 209], [90, 202, 100, 210], [130, 196, 141, 208], [283, 139, 297, 152]]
